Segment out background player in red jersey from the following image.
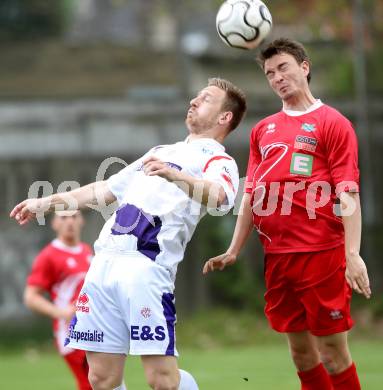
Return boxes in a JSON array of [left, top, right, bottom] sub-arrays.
[[204, 38, 371, 390], [24, 210, 93, 390]]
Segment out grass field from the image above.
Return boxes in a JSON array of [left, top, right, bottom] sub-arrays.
[[1, 340, 383, 389]]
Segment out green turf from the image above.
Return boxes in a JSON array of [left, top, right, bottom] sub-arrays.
[[1, 340, 382, 389]]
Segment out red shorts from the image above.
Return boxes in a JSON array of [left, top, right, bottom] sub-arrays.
[[63, 349, 92, 390], [264, 245, 354, 336]]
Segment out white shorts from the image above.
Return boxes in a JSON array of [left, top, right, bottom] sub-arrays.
[[64, 252, 178, 356]]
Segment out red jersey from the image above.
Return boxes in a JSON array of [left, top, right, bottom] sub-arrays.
[[245, 101, 359, 254], [26, 239, 93, 354]]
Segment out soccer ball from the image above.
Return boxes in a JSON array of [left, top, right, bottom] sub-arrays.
[[216, 0, 272, 50]]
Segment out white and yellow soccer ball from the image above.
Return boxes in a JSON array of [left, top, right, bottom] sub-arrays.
[[216, 0, 272, 50]]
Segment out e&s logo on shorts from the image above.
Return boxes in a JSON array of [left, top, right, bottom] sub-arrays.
[[130, 325, 166, 341]]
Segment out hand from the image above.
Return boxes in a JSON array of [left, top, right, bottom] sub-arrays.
[[203, 252, 237, 274], [10, 198, 51, 226], [143, 156, 181, 182], [57, 305, 76, 322], [345, 253, 371, 299]]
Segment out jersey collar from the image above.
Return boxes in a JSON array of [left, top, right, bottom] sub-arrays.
[[184, 136, 225, 151], [52, 239, 82, 254], [283, 99, 323, 117]]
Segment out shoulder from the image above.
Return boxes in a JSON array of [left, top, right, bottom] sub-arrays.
[[251, 112, 282, 136], [35, 243, 55, 261], [320, 104, 353, 128], [202, 152, 237, 173], [81, 242, 93, 255]]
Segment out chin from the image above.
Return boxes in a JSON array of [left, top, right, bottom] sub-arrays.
[[280, 91, 295, 101]]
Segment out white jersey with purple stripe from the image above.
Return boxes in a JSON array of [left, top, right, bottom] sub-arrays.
[[94, 137, 239, 281]]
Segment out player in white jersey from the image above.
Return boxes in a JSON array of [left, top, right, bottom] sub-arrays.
[[10, 78, 247, 390]]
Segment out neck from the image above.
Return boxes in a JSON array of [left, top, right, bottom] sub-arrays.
[[283, 89, 316, 111], [188, 130, 226, 144], [58, 236, 80, 247]]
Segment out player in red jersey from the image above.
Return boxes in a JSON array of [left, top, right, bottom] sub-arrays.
[[204, 38, 371, 390], [24, 211, 93, 390]]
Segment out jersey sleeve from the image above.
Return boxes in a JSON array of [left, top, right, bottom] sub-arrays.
[[202, 155, 239, 211], [324, 114, 360, 195], [245, 125, 262, 193], [107, 150, 152, 204], [26, 249, 55, 291]]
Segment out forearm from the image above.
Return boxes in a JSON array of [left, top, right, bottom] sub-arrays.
[[46, 181, 114, 212], [24, 291, 62, 320], [340, 192, 361, 257], [174, 172, 226, 207], [227, 193, 254, 256]]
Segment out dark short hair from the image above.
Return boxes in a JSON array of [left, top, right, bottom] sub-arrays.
[[257, 38, 312, 83], [208, 77, 247, 132]]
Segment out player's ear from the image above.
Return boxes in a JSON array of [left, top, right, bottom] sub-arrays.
[[219, 111, 233, 126], [301, 60, 310, 78]]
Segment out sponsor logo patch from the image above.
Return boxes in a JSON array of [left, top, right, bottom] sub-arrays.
[[141, 307, 152, 318], [294, 135, 318, 152], [202, 147, 214, 155], [130, 325, 166, 341], [301, 123, 316, 133], [330, 310, 343, 320], [76, 292, 90, 313], [67, 328, 105, 343], [66, 257, 77, 268], [266, 123, 276, 134], [290, 153, 313, 176]]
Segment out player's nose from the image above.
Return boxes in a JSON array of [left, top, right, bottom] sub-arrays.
[[275, 72, 284, 83], [190, 96, 199, 107]]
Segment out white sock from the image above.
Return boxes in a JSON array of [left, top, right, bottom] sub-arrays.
[[178, 369, 199, 390], [113, 382, 127, 390]]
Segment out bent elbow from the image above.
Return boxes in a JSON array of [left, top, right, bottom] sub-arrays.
[[23, 290, 32, 308]]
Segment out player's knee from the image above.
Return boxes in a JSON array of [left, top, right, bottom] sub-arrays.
[[289, 345, 319, 371], [319, 341, 351, 374], [146, 369, 179, 390], [88, 370, 121, 390]]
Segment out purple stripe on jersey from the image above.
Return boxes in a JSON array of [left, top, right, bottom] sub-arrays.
[[111, 203, 162, 261], [64, 314, 78, 346], [162, 293, 176, 356]]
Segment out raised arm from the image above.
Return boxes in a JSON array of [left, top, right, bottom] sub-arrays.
[[10, 181, 115, 226], [340, 192, 371, 299], [203, 192, 254, 274]]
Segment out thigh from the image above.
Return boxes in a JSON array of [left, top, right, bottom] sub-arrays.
[[299, 247, 354, 336], [264, 253, 307, 333], [286, 331, 318, 353], [65, 254, 130, 354], [118, 261, 178, 357]]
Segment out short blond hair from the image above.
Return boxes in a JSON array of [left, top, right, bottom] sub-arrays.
[[208, 77, 247, 132]]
